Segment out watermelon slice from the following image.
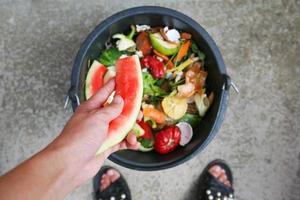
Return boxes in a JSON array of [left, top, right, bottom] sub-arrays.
[[85, 60, 107, 100], [96, 55, 143, 154]]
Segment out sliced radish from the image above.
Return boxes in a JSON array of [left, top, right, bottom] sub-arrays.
[[176, 122, 193, 146]]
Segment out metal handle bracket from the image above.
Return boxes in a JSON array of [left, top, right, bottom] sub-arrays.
[[223, 74, 239, 93], [64, 87, 80, 109]]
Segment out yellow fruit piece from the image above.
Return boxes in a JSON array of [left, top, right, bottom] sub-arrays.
[[162, 96, 188, 120]]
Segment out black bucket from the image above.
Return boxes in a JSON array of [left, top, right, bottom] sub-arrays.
[[67, 6, 233, 171]]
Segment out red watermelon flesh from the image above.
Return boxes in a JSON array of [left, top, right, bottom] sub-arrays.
[[85, 60, 107, 100], [96, 55, 143, 154]]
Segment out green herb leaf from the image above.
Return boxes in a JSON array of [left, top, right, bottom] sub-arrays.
[[99, 47, 123, 66], [191, 42, 205, 61], [169, 78, 185, 91], [178, 113, 201, 127], [155, 78, 165, 87], [149, 96, 162, 106]]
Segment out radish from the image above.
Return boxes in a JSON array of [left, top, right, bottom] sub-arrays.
[[176, 122, 193, 146]]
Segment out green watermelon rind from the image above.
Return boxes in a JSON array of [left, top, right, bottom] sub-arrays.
[[85, 60, 105, 100]]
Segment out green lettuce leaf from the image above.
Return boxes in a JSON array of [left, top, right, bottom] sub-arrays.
[[99, 47, 123, 66], [142, 72, 167, 97]]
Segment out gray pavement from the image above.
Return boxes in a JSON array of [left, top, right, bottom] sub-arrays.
[[0, 0, 299, 199]]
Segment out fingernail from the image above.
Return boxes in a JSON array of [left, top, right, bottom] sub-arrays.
[[114, 95, 123, 103]]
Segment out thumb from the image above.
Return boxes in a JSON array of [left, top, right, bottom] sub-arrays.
[[96, 95, 124, 122], [81, 79, 115, 111]]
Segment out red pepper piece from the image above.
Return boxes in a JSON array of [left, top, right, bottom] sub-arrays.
[[141, 56, 165, 78], [154, 126, 181, 154], [138, 121, 153, 140]]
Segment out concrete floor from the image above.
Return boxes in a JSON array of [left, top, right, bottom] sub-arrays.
[[1, 0, 300, 199]]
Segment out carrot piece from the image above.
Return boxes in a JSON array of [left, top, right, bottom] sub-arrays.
[[180, 32, 192, 40], [153, 49, 174, 69], [173, 40, 191, 63], [153, 49, 169, 62], [143, 107, 166, 124]]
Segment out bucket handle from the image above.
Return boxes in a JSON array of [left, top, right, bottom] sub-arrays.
[[223, 74, 239, 93], [64, 86, 80, 109]]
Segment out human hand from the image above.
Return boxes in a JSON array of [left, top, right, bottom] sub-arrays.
[[0, 79, 140, 200], [48, 79, 140, 188]]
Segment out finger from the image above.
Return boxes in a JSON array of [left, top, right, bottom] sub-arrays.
[[126, 132, 138, 145], [90, 132, 137, 168], [126, 141, 140, 150], [96, 95, 124, 122], [83, 79, 115, 111], [118, 139, 140, 150]]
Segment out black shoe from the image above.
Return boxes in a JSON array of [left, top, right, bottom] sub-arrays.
[[93, 166, 131, 200], [197, 159, 234, 200]]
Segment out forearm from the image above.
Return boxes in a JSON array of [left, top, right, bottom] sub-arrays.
[[0, 146, 76, 200], [0, 81, 128, 199]]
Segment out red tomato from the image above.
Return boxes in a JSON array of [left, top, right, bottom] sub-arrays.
[[138, 121, 154, 149], [138, 121, 153, 140], [141, 56, 165, 78], [154, 126, 181, 154]]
